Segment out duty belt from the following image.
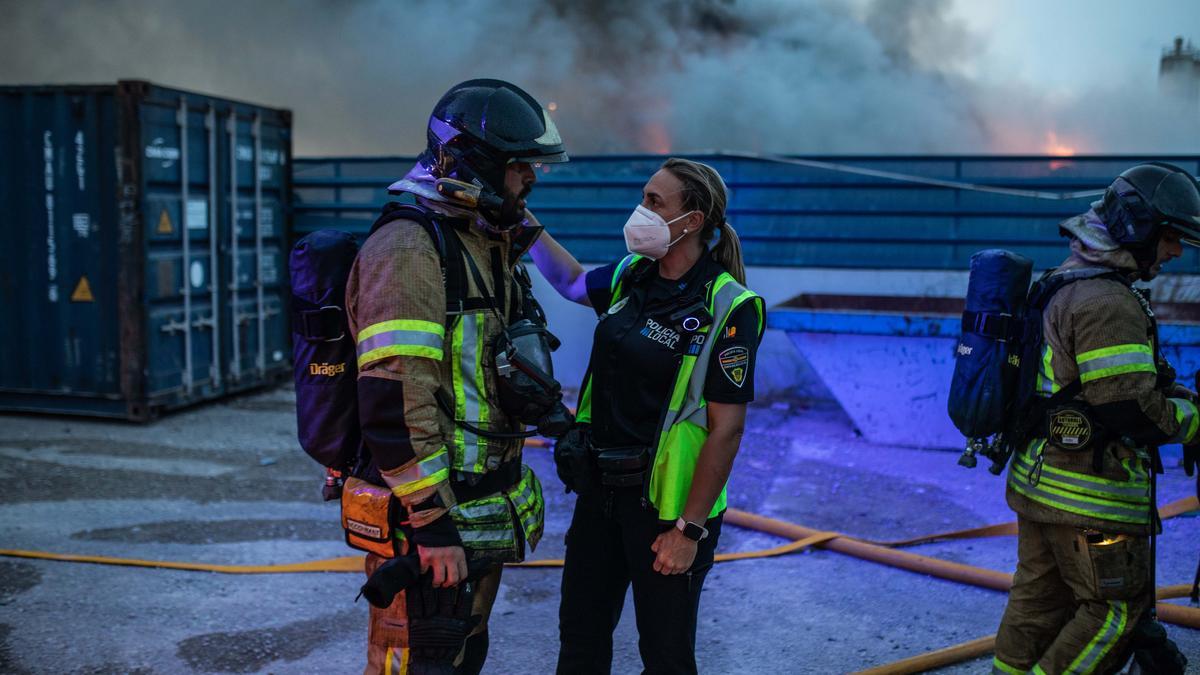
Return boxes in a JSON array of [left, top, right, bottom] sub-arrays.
[[450, 460, 522, 503], [595, 446, 651, 488]]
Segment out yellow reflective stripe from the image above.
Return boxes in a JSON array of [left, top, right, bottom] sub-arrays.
[[1037, 345, 1058, 395], [472, 320, 489, 473], [1077, 344, 1155, 383], [357, 319, 444, 343], [357, 345, 442, 368], [451, 319, 467, 459], [1012, 457, 1149, 504], [730, 289, 765, 335], [1008, 465, 1151, 524], [610, 254, 642, 299], [1170, 398, 1200, 444], [1011, 460, 1148, 509], [577, 374, 593, 423], [1076, 343, 1152, 363], [1016, 445, 1149, 492], [387, 449, 450, 497], [389, 468, 449, 498], [385, 646, 410, 675], [1031, 666, 1047, 675], [991, 657, 1026, 675], [1066, 601, 1128, 674], [1079, 362, 1157, 383], [710, 273, 736, 307]]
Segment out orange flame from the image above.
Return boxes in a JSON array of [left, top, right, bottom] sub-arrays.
[[639, 122, 672, 155], [1044, 131, 1076, 156], [1044, 131, 1081, 170]]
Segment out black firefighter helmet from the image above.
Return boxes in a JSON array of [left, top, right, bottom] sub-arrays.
[[421, 79, 567, 227], [1096, 162, 1200, 264]]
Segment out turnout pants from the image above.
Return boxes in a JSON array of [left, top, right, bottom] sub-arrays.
[[557, 487, 723, 675], [364, 553, 503, 675], [993, 517, 1152, 675]]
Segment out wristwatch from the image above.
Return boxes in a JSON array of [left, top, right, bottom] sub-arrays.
[[675, 517, 709, 542]]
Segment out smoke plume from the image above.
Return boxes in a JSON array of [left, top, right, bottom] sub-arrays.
[[0, 0, 1195, 156]]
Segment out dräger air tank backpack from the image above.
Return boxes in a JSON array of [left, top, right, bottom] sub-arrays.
[[289, 203, 468, 502], [289, 201, 572, 499], [948, 249, 1123, 473]]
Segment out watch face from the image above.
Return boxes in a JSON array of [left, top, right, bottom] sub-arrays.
[[683, 522, 706, 541]]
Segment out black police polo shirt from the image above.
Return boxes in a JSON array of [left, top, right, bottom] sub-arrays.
[[582, 255, 762, 450]]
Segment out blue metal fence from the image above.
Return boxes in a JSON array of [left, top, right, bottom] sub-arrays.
[[293, 154, 1200, 272]]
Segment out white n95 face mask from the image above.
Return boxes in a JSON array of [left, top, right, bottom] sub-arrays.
[[622, 205, 695, 260]]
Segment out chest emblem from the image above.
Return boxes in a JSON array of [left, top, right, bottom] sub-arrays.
[[606, 296, 630, 317]]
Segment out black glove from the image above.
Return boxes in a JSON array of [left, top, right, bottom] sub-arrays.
[[553, 424, 595, 495], [409, 510, 464, 549], [407, 573, 481, 667]]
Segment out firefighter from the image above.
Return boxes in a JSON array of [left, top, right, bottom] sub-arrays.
[[528, 158, 765, 674], [346, 79, 567, 674], [992, 163, 1200, 675]]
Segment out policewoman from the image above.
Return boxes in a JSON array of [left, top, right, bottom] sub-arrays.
[[528, 158, 765, 674]]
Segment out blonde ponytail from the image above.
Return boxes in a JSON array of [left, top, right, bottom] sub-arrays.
[[660, 157, 748, 283], [712, 220, 746, 285]]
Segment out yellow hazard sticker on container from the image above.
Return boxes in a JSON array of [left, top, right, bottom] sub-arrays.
[[157, 209, 173, 234], [71, 276, 94, 303]]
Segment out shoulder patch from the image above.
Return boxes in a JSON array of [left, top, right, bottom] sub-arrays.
[[718, 345, 750, 388]]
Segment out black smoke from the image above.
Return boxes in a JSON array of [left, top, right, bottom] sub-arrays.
[[0, 0, 1194, 155]]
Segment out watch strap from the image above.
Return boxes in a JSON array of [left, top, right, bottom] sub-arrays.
[[675, 516, 708, 542]]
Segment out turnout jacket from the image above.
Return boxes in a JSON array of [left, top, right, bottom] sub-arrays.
[[345, 171, 544, 556], [1006, 237, 1200, 535]]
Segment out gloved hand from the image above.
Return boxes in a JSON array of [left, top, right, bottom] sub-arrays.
[[553, 424, 595, 495], [406, 572, 481, 667], [1167, 383, 1199, 404]]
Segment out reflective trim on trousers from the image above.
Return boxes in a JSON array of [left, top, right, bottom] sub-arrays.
[[1065, 601, 1130, 675], [992, 656, 1027, 675], [384, 646, 410, 675]]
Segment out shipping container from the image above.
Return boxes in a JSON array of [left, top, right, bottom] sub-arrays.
[[0, 81, 292, 420]]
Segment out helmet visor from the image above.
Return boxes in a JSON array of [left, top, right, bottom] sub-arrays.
[[508, 111, 569, 164]]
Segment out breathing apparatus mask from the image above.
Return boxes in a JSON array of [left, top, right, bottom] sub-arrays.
[[494, 318, 573, 437], [456, 249, 573, 439]]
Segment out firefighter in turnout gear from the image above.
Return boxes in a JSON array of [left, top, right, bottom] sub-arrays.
[[346, 79, 567, 674], [992, 163, 1200, 675]]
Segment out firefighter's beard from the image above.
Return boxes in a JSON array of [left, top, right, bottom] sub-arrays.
[[483, 185, 532, 231]]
